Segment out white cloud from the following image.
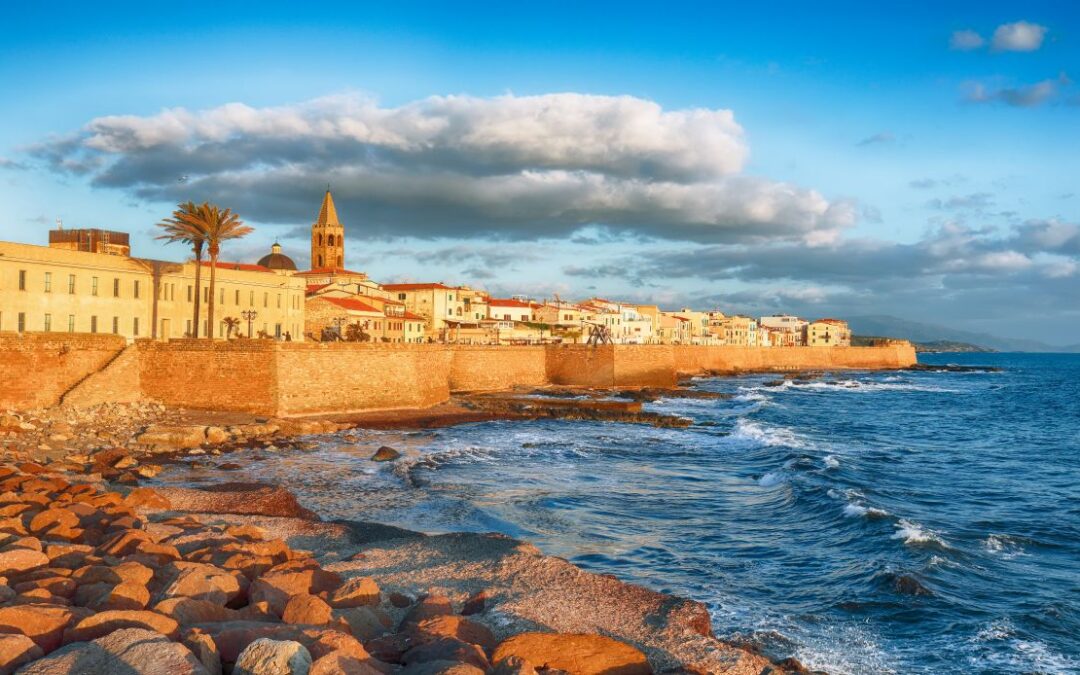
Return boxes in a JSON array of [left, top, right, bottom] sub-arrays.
[[30, 92, 854, 244], [950, 30, 985, 51], [991, 21, 1047, 52], [963, 80, 1056, 107]]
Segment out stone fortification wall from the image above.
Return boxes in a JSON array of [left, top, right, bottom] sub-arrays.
[[275, 343, 452, 415], [448, 346, 548, 392], [545, 345, 616, 387], [1, 336, 916, 413], [672, 342, 917, 374], [0, 333, 126, 410], [137, 339, 280, 415], [612, 345, 679, 387]]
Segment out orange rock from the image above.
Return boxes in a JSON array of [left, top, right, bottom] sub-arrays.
[[0, 548, 49, 576], [63, 609, 180, 644], [327, 576, 380, 609], [28, 509, 78, 536], [157, 562, 246, 606], [24, 627, 207, 674], [249, 568, 342, 615], [72, 561, 153, 587], [98, 529, 153, 557], [123, 487, 171, 510], [0, 633, 44, 673], [0, 519, 28, 537], [402, 593, 454, 625], [408, 614, 497, 652], [89, 582, 150, 611], [44, 544, 94, 569], [13, 576, 76, 599], [154, 597, 243, 625], [491, 633, 652, 675], [0, 504, 31, 518], [282, 593, 334, 625], [133, 540, 182, 564], [3, 536, 41, 552], [183, 629, 223, 675], [0, 603, 82, 652], [402, 636, 490, 670], [310, 650, 385, 675]]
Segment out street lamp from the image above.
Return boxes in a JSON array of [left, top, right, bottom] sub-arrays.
[[331, 315, 349, 340], [241, 310, 258, 338]]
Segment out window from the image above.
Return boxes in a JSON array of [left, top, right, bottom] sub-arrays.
[[18, 270, 26, 290], [235, 290, 240, 305], [43, 314, 51, 332], [44, 272, 51, 293], [112, 316, 119, 334], [68, 274, 76, 294], [133, 317, 139, 336], [114, 278, 120, 297], [249, 291, 254, 305], [219, 287, 224, 304], [263, 293, 268, 308], [133, 280, 140, 298], [186, 320, 191, 337], [277, 294, 281, 308], [68, 315, 75, 333], [90, 316, 98, 333], [17, 313, 25, 333], [187, 285, 193, 302], [398, 293, 406, 301], [91, 277, 99, 296], [203, 288, 209, 303]]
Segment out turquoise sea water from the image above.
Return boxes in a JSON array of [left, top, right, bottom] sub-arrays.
[[158, 353, 1080, 673]]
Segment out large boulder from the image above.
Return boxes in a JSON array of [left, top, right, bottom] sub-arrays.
[[0, 634, 43, 674], [327, 577, 379, 609], [0, 604, 82, 653], [153, 484, 315, 519], [15, 628, 207, 674], [233, 638, 311, 675], [157, 562, 246, 606], [63, 609, 180, 643], [248, 568, 341, 615], [0, 550, 49, 577], [405, 615, 497, 652], [490, 633, 652, 675], [136, 425, 207, 450]]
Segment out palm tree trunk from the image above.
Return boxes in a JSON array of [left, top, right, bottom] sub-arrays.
[[207, 250, 217, 339], [192, 245, 203, 338]]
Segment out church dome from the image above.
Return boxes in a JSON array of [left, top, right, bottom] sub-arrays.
[[257, 242, 297, 270]]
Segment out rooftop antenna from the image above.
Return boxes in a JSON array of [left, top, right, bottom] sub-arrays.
[[55, 217, 63, 231]]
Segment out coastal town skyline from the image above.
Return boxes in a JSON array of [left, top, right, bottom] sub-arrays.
[[2, 1, 1077, 344]]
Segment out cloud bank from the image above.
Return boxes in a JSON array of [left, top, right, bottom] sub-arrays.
[[28, 93, 855, 244]]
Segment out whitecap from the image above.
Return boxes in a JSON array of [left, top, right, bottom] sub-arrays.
[[843, 502, 888, 519], [892, 519, 948, 547], [823, 455, 840, 469], [983, 534, 1027, 559], [730, 418, 804, 448]]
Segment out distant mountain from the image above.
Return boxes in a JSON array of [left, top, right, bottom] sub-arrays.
[[912, 340, 995, 353], [846, 315, 1077, 353]]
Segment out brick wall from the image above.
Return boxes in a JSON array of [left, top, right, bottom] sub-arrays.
[[275, 343, 452, 415], [0, 333, 126, 410], [672, 343, 917, 374], [137, 339, 280, 415], [448, 346, 548, 392], [545, 345, 616, 387], [612, 344, 678, 387], [61, 343, 142, 408]]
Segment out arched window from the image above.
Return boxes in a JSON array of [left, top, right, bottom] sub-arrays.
[[328, 234, 335, 246], [318, 234, 323, 246], [317, 255, 323, 267]]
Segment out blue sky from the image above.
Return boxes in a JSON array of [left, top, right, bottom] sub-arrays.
[[1, 1, 1077, 342]]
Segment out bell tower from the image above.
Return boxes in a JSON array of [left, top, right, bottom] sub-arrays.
[[310, 189, 345, 269]]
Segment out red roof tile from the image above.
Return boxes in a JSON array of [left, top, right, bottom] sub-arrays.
[[321, 297, 382, 314], [305, 283, 330, 295], [295, 267, 368, 277], [382, 283, 454, 291], [403, 311, 426, 321], [489, 298, 533, 308]]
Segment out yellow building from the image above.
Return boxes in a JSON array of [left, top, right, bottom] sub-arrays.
[[806, 318, 852, 346], [0, 238, 306, 342], [719, 315, 759, 346]]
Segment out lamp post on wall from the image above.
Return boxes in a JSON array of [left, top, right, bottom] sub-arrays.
[[241, 310, 258, 338], [331, 315, 349, 340]]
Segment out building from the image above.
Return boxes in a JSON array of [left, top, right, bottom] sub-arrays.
[[718, 315, 759, 346], [759, 314, 807, 347], [310, 190, 345, 269], [806, 318, 851, 346], [257, 242, 298, 271], [488, 298, 534, 322], [48, 228, 130, 257], [0, 239, 306, 341]]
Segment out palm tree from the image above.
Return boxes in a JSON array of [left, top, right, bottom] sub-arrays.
[[223, 316, 241, 339], [191, 203, 252, 339], [156, 201, 206, 337]]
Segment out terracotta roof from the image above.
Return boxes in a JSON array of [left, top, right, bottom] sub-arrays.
[[403, 311, 426, 321], [305, 283, 330, 295], [814, 318, 848, 325], [322, 297, 381, 314], [382, 283, 454, 291], [295, 267, 367, 277], [200, 261, 272, 273], [489, 298, 532, 308]]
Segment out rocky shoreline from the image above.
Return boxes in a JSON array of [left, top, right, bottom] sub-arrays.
[[0, 393, 808, 674]]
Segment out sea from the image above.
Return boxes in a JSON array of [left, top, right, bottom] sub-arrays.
[[155, 352, 1080, 674]]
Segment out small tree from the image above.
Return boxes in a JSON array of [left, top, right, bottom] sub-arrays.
[[156, 201, 206, 337], [223, 316, 241, 339]]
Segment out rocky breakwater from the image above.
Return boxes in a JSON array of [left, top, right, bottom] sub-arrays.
[[0, 460, 790, 674]]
